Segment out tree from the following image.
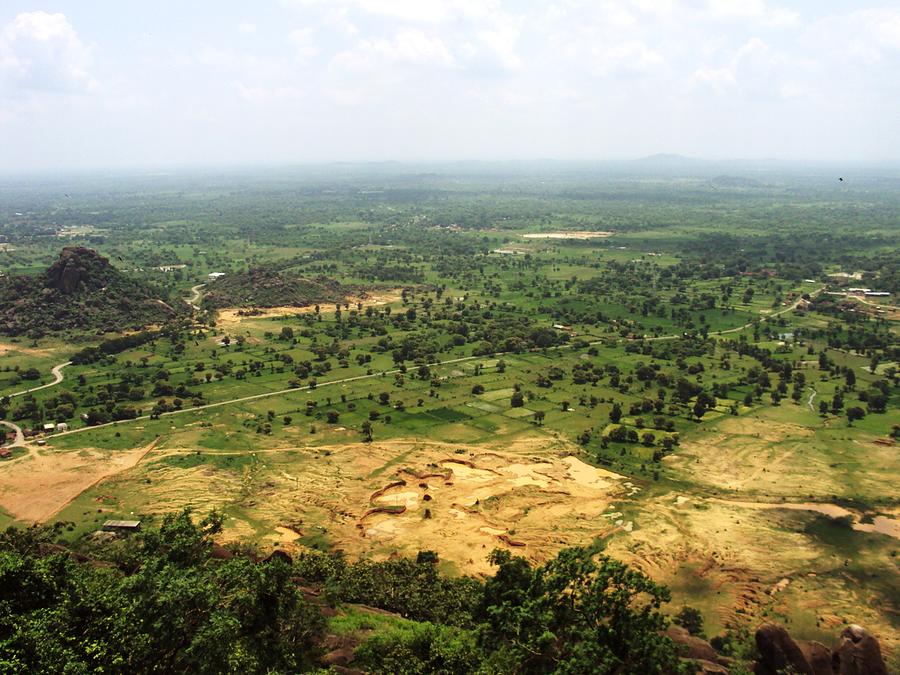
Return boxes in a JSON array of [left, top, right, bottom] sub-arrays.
[[608, 425, 627, 443], [510, 391, 525, 408], [692, 399, 707, 421], [0, 510, 325, 673], [831, 392, 843, 414], [476, 547, 684, 674], [533, 410, 545, 426], [674, 606, 704, 636], [361, 420, 373, 442], [609, 403, 622, 424], [846, 406, 865, 426]]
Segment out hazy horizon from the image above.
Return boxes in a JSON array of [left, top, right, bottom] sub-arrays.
[[2, 1, 900, 171]]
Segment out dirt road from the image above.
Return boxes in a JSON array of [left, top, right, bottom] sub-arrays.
[[7, 361, 71, 398], [187, 283, 206, 310], [0, 419, 24, 447]]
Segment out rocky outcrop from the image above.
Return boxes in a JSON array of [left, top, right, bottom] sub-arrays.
[[667, 625, 721, 663], [832, 625, 888, 675], [201, 267, 344, 310], [754, 623, 820, 674], [0, 246, 183, 336], [663, 623, 888, 675], [752, 623, 888, 675], [45, 246, 100, 294]]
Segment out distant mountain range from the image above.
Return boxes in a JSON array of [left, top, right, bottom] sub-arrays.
[[0, 247, 182, 337]]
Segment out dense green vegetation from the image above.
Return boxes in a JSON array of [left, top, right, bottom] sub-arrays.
[[0, 511, 687, 674]]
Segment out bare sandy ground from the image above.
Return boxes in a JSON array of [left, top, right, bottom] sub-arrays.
[[87, 436, 628, 575], [0, 440, 157, 522], [0, 341, 58, 358], [214, 290, 403, 328], [522, 231, 613, 239]]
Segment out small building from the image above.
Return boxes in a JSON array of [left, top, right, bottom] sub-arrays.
[[36, 439, 47, 446], [55, 422, 68, 432], [208, 272, 226, 280], [42, 423, 55, 433], [0, 449, 11, 459], [865, 291, 891, 297], [102, 520, 141, 532]]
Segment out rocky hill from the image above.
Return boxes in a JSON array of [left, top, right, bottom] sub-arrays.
[[0, 247, 182, 336], [201, 267, 345, 310]]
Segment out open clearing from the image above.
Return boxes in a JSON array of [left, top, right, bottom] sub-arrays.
[[0, 440, 158, 522], [604, 492, 900, 657], [666, 413, 899, 502], [522, 231, 613, 239], [56, 437, 629, 575], [213, 289, 403, 328]]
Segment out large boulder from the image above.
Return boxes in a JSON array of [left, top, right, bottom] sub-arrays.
[[754, 623, 816, 675], [832, 624, 888, 675], [666, 625, 720, 663], [798, 640, 834, 675]]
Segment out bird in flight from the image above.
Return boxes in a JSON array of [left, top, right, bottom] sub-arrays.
[[838, 178, 843, 182]]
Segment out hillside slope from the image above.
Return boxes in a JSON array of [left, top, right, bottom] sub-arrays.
[[201, 267, 344, 310], [0, 247, 181, 336]]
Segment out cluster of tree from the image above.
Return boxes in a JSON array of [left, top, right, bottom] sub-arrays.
[[70, 330, 160, 365], [0, 511, 689, 674]]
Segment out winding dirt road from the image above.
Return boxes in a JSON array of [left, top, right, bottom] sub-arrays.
[[0, 419, 24, 448], [186, 283, 206, 310], [7, 361, 71, 399]]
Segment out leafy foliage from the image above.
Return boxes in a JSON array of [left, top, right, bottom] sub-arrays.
[[0, 511, 324, 673]]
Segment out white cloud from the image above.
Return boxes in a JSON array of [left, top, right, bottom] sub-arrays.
[[238, 21, 257, 34], [287, 0, 500, 25], [289, 28, 318, 64], [234, 81, 304, 103], [691, 66, 736, 91], [333, 29, 455, 70], [706, 0, 799, 27], [692, 37, 809, 100], [0, 11, 97, 93], [590, 40, 663, 76]]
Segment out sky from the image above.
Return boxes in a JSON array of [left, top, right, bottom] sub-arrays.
[[1, 0, 899, 171]]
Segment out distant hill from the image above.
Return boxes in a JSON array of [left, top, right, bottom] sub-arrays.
[[0, 247, 181, 337], [201, 268, 345, 310]]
